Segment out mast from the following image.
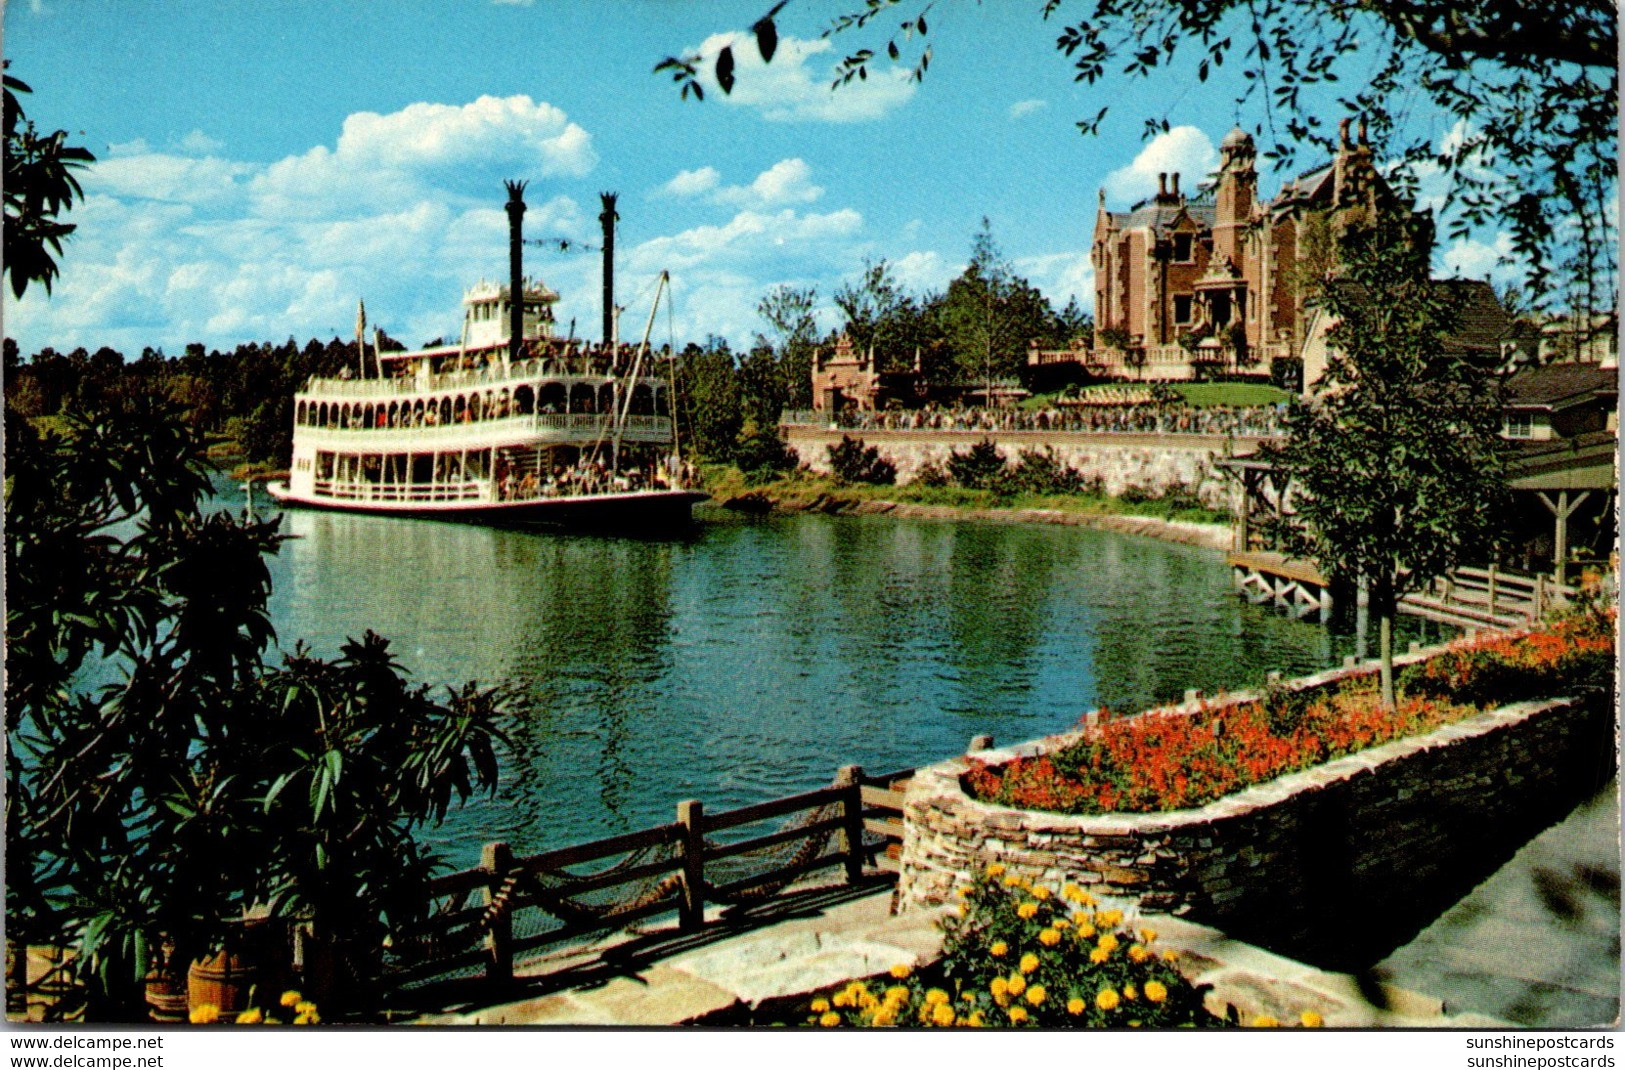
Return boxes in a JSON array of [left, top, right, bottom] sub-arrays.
[[355, 300, 368, 378], [599, 192, 619, 350], [611, 271, 668, 471], [505, 179, 528, 368]]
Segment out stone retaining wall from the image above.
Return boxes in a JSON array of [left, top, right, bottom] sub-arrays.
[[896, 672, 1614, 971], [781, 427, 1259, 509]]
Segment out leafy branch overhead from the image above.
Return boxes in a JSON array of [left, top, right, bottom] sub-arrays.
[[4, 71, 96, 300], [654, 1, 1616, 317]]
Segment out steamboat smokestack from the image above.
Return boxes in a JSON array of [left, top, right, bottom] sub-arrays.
[[504, 179, 528, 366], [599, 191, 619, 347]]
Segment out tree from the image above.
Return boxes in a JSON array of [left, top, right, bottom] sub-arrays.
[[673, 337, 744, 462], [932, 219, 1061, 389], [658, 2, 1616, 320], [832, 258, 934, 371], [3, 71, 95, 299], [758, 284, 821, 411], [5, 398, 504, 1018], [1258, 221, 1509, 709]]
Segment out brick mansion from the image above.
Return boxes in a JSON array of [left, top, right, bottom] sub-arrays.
[[1033, 117, 1439, 385]]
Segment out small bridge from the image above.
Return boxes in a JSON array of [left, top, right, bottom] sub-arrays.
[[1228, 551, 1578, 631]]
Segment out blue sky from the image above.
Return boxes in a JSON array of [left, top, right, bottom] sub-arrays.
[[3, 0, 1508, 355]]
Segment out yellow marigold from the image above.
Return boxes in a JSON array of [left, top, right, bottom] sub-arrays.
[[1019, 952, 1040, 975], [1144, 981, 1168, 1004], [1096, 988, 1120, 1011], [1052, 917, 1070, 931], [958, 903, 969, 917], [1031, 885, 1051, 901], [1006, 974, 1026, 998], [1300, 1010, 1324, 1028], [1074, 920, 1096, 939], [1162, 950, 1180, 964], [1090, 947, 1110, 964], [890, 963, 912, 980], [858, 992, 878, 1011], [985, 862, 1006, 878], [931, 1002, 955, 1027], [832, 990, 854, 1009], [1007, 1005, 1029, 1024], [234, 1008, 263, 1025], [1026, 985, 1046, 1006], [1139, 927, 1158, 944], [990, 977, 1009, 999], [957, 885, 974, 898], [1003, 874, 1024, 888], [294, 1001, 317, 1016], [279, 990, 302, 1009], [1016, 901, 1039, 920], [1123, 984, 1137, 1002], [1097, 933, 1119, 954], [293, 1011, 320, 1026], [925, 988, 949, 1006], [1061, 883, 1083, 902], [967, 1011, 985, 1028], [1099, 908, 1123, 927], [189, 1003, 220, 1025], [1038, 928, 1061, 947], [1066, 996, 1086, 1016], [820, 1011, 842, 1027], [1128, 944, 1150, 963], [885, 986, 909, 1004], [871, 1008, 897, 1027], [1252, 1015, 1280, 1028], [989, 940, 1009, 957], [810, 998, 830, 1013]]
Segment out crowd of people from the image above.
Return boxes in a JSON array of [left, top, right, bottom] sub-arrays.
[[493, 456, 697, 501], [787, 402, 1286, 437]]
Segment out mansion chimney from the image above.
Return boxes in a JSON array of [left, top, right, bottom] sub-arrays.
[[504, 179, 528, 366]]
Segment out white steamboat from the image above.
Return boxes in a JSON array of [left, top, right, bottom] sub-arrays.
[[268, 183, 705, 529]]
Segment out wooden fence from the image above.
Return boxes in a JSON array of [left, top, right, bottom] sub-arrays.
[[387, 754, 948, 991]]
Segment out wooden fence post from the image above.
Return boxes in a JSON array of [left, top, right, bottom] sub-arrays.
[[677, 800, 706, 932], [837, 765, 865, 884], [1535, 574, 1546, 620], [480, 841, 513, 986], [1487, 564, 1498, 619], [967, 734, 994, 754]]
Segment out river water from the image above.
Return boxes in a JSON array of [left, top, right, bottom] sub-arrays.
[[255, 497, 1396, 869]]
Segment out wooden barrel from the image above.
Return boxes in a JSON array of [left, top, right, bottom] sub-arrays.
[[144, 976, 187, 1023], [187, 951, 258, 1016]]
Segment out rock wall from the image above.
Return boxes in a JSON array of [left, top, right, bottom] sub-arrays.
[[896, 673, 1614, 972], [781, 427, 1260, 509]]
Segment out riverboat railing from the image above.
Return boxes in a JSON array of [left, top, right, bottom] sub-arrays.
[[300, 358, 659, 401], [382, 748, 973, 995], [312, 480, 487, 504], [298, 413, 673, 445]]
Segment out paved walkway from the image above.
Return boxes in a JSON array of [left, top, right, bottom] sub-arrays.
[[415, 783, 1620, 1028], [1372, 779, 1620, 1028]]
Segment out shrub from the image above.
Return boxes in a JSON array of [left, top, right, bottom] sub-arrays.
[[798, 867, 1222, 1028], [734, 427, 799, 484], [1009, 447, 1086, 495], [913, 460, 950, 487], [827, 435, 896, 485], [946, 439, 1009, 492]]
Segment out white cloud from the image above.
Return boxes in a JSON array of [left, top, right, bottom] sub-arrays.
[[1009, 99, 1047, 120], [1017, 252, 1097, 316], [890, 250, 947, 292], [664, 166, 720, 197], [714, 158, 824, 207], [693, 33, 917, 123], [1103, 126, 1218, 204], [176, 130, 225, 155]]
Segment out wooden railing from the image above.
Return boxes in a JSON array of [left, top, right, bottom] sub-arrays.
[[390, 741, 990, 993], [1401, 564, 1580, 631]]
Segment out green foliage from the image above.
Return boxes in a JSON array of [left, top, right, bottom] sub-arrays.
[[757, 284, 820, 411], [674, 338, 744, 463], [945, 439, 1010, 492], [4, 399, 505, 1017], [733, 423, 800, 484], [931, 219, 1066, 385], [1007, 446, 1087, 495], [1260, 221, 1510, 705], [827, 435, 897, 485], [3, 72, 95, 299]]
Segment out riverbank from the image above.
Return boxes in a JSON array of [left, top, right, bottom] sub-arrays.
[[705, 468, 1234, 552]]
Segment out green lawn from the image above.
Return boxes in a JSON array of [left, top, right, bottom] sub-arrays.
[[1167, 382, 1291, 407]]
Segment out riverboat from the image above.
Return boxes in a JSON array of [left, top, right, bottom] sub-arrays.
[[267, 264, 705, 528]]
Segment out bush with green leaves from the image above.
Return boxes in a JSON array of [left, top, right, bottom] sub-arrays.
[[827, 435, 896, 485], [733, 425, 799, 484], [1008, 447, 1087, 495], [946, 439, 1009, 492]]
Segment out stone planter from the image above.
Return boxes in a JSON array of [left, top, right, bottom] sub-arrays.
[[897, 691, 1613, 972]]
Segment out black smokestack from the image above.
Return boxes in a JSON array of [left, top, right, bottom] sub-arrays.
[[504, 179, 528, 365], [599, 191, 619, 346]]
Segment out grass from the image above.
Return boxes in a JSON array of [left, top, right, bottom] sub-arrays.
[[702, 466, 1232, 526], [1167, 383, 1291, 408]]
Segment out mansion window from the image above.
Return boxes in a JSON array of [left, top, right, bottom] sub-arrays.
[[1503, 413, 1535, 439], [1173, 233, 1194, 262], [1173, 296, 1193, 325]]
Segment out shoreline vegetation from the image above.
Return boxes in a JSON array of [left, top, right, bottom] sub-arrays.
[[702, 465, 1234, 551]]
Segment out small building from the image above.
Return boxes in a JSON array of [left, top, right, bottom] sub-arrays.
[[810, 334, 927, 412]]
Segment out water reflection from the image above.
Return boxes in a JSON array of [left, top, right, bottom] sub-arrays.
[[263, 507, 1370, 868]]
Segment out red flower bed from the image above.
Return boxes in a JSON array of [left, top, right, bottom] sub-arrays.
[[965, 611, 1614, 816]]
